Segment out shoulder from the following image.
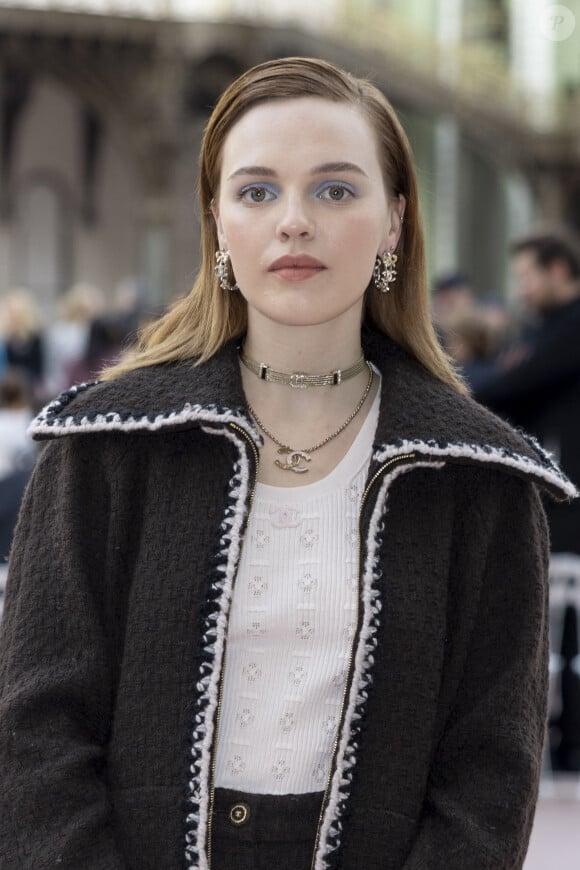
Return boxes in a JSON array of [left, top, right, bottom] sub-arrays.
[[364, 329, 577, 503], [28, 341, 252, 443]]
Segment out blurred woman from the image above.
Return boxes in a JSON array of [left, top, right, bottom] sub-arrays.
[[44, 283, 104, 394], [0, 288, 44, 392], [0, 368, 35, 480]]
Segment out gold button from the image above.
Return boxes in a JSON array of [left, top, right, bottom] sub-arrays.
[[229, 802, 250, 826]]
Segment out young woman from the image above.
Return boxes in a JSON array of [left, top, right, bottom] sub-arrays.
[[0, 57, 576, 870]]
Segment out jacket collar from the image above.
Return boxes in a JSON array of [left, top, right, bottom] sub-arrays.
[[30, 330, 577, 502], [363, 330, 577, 501]]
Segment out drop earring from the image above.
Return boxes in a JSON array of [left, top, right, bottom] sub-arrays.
[[215, 249, 238, 292], [373, 250, 398, 293]]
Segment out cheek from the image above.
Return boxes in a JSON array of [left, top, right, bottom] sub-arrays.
[[327, 215, 383, 261], [524, 276, 540, 297], [220, 215, 263, 255]]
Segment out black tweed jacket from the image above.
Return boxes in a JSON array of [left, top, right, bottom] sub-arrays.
[[0, 330, 576, 870]]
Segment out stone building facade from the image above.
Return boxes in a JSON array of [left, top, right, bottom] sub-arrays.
[[0, 0, 579, 312]]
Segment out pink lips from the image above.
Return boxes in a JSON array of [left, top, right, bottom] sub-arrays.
[[268, 254, 326, 281]]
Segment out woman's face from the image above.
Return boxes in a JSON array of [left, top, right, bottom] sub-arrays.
[[213, 97, 404, 332]]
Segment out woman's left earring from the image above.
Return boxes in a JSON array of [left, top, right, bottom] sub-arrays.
[[215, 249, 238, 292], [373, 250, 398, 293]]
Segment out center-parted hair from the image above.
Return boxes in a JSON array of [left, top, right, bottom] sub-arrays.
[[102, 57, 464, 392]]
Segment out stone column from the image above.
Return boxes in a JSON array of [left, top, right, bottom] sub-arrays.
[[0, 64, 9, 290], [0, 64, 31, 290], [433, 117, 461, 275], [138, 191, 174, 310], [430, 0, 464, 275], [509, 0, 557, 129], [133, 31, 183, 308]]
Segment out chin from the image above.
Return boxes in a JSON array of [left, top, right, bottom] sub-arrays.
[[248, 296, 363, 330], [268, 311, 354, 330]]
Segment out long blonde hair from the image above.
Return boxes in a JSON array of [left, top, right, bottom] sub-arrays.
[[103, 57, 465, 393]]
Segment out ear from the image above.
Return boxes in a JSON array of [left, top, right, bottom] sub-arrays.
[[211, 200, 227, 250], [381, 194, 406, 253]]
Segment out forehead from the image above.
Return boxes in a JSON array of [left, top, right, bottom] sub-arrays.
[[220, 97, 382, 173], [513, 249, 541, 270]]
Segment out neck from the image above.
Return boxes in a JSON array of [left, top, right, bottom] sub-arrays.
[[243, 312, 364, 373], [556, 280, 580, 305], [539, 282, 580, 313]]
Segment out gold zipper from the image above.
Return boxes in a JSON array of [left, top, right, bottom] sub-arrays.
[[229, 423, 261, 515], [309, 451, 416, 870], [205, 423, 260, 870]]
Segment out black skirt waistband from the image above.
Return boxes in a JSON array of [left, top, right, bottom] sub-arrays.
[[210, 787, 325, 870]]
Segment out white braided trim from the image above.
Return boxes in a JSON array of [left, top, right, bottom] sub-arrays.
[[30, 399, 260, 444], [373, 439, 577, 500], [184, 427, 252, 870], [30, 386, 574, 501], [314, 460, 444, 869]]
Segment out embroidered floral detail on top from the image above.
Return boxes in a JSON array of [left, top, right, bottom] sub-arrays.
[[289, 664, 308, 686], [299, 571, 318, 593], [249, 576, 268, 596], [296, 620, 315, 641], [243, 662, 262, 682], [236, 708, 255, 728], [300, 529, 319, 549], [272, 760, 291, 780]]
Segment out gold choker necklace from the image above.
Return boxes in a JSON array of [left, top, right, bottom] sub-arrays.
[[247, 362, 374, 473], [239, 346, 366, 388]]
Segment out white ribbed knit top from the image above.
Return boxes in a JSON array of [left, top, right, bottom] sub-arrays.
[[214, 383, 380, 794]]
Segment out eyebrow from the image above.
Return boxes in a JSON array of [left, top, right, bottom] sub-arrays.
[[227, 161, 368, 180]]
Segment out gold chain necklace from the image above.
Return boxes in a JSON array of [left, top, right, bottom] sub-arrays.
[[247, 362, 374, 474]]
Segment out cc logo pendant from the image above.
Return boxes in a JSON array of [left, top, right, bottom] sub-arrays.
[[289, 373, 307, 389], [274, 448, 311, 473]]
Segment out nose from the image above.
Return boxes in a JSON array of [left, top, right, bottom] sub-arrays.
[[276, 193, 315, 241]]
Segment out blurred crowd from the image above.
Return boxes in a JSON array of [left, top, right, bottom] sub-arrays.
[[435, 227, 580, 774], [1, 225, 580, 770], [0, 281, 144, 401], [435, 228, 580, 558], [0, 281, 147, 579]]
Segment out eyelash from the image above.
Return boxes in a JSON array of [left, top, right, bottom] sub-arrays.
[[237, 184, 277, 204], [316, 182, 355, 202], [236, 181, 356, 204]]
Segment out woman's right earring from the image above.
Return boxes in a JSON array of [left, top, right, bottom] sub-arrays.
[[215, 249, 238, 292], [373, 251, 398, 293]]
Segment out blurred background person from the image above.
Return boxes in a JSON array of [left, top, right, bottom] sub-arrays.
[[0, 367, 37, 618], [0, 337, 6, 382], [430, 271, 475, 348], [444, 306, 500, 392], [0, 368, 35, 480], [475, 228, 580, 552], [44, 282, 105, 396], [113, 277, 144, 341], [433, 272, 513, 394], [67, 314, 131, 385], [475, 227, 580, 773], [0, 289, 45, 398]]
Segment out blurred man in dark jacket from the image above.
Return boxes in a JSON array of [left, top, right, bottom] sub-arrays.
[[476, 229, 580, 550], [475, 228, 580, 770]]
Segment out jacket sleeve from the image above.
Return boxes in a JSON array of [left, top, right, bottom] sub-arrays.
[[0, 436, 127, 869], [403, 474, 550, 870]]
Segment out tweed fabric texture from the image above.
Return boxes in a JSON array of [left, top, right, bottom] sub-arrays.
[[0, 330, 575, 869], [210, 788, 322, 870]]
